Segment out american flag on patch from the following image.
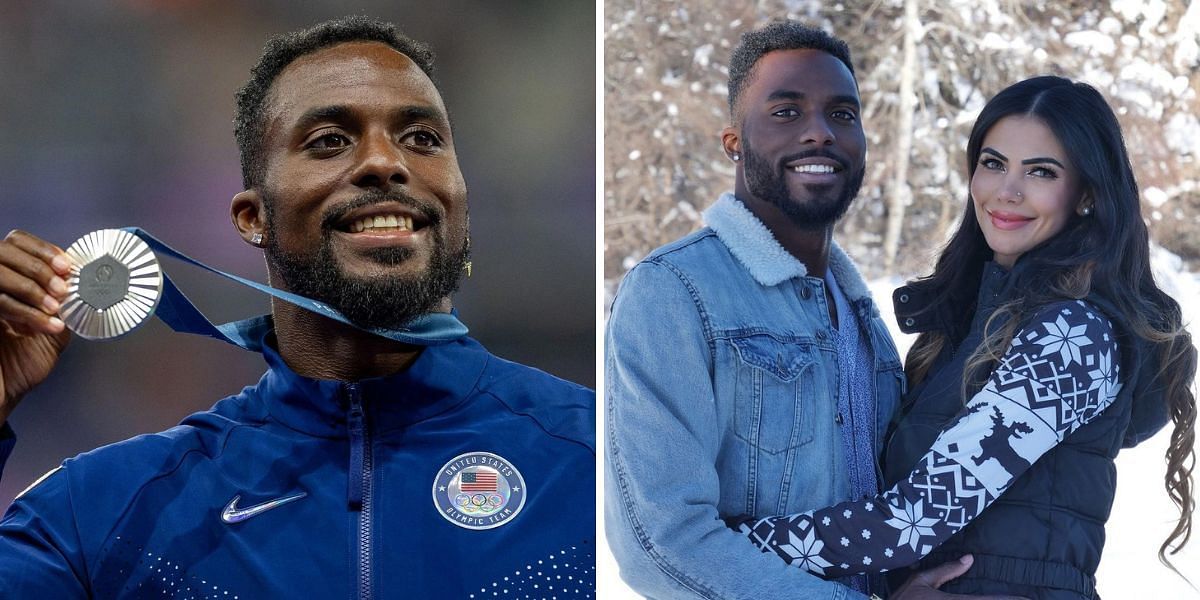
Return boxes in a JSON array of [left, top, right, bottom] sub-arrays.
[[461, 470, 498, 492]]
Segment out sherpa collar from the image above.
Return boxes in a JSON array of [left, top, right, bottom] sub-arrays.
[[702, 192, 873, 303]]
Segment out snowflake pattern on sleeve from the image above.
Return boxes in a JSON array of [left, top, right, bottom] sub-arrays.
[[738, 301, 1122, 576]]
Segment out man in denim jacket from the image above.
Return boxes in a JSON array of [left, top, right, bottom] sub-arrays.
[[606, 22, 908, 598]]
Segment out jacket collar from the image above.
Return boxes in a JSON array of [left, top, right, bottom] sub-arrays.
[[895, 261, 1017, 334], [703, 192, 873, 303], [248, 323, 489, 438]]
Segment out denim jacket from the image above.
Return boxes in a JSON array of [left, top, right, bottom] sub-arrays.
[[605, 193, 903, 599]]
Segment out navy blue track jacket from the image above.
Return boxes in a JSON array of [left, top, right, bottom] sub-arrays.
[[0, 328, 596, 598]]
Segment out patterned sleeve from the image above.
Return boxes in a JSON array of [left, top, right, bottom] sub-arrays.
[[736, 300, 1122, 576]]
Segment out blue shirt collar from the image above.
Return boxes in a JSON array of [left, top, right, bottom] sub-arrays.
[[249, 323, 489, 437]]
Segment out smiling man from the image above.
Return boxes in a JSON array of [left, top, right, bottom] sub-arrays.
[[0, 17, 593, 598], [605, 21, 902, 598]]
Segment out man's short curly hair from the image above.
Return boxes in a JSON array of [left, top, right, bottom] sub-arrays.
[[233, 15, 436, 189], [726, 21, 855, 122]]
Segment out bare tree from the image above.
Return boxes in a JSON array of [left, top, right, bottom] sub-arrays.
[[884, 0, 921, 271]]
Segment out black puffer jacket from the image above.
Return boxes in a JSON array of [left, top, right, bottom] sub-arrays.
[[884, 261, 1172, 599]]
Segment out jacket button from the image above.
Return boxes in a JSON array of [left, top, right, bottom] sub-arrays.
[[904, 318, 915, 327], [899, 293, 909, 303], [835, 413, 844, 425], [799, 286, 812, 300]]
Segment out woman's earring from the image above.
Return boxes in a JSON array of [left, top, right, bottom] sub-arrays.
[[1081, 206, 1093, 216], [731, 153, 740, 161], [250, 232, 264, 246]]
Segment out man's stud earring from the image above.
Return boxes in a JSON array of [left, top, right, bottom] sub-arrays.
[[250, 232, 263, 246], [731, 153, 740, 161], [1081, 206, 1093, 216]]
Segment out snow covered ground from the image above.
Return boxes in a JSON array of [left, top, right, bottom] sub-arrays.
[[598, 246, 1200, 598]]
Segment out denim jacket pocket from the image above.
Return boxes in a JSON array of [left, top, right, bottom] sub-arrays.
[[729, 334, 817, 454]]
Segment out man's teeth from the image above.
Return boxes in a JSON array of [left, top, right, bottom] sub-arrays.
[[791, 164, 836, 174], [349, 215, 415, 233]]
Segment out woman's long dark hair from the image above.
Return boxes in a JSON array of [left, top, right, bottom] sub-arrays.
[[903, 76, 1197, 572]]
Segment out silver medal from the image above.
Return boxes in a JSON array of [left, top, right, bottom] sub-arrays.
[[59, 229, 163, 340]]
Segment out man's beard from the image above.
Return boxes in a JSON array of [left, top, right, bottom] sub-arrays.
[[263, 189, 469, 331], [742, 138, 865, 229]]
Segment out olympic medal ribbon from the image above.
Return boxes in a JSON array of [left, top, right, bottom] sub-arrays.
[[61, 227, 469, 351]]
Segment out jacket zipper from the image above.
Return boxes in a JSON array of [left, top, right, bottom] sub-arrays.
[[346, 383, 373, 600]]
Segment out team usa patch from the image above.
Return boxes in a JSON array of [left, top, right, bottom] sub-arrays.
[[433, 452, 526, 530]]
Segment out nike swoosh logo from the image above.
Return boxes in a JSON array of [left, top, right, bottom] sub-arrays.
[[221, 491, 308, 524]]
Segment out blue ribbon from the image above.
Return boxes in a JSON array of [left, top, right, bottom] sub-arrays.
[[122, 227, 468, 353]]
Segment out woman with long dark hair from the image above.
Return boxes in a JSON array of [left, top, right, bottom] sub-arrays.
[[731, 76, 1196, 598]]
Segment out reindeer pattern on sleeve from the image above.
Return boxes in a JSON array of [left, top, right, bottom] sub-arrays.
[[737, 300, 1123, 576]]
